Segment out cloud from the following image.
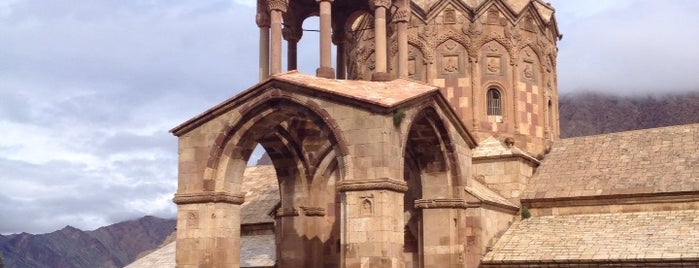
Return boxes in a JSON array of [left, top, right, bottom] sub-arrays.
[[0, 0, 259, 234], [550, 0, 699, 94]]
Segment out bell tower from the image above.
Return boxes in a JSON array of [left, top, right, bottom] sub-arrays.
[[256, 0, 561, 156]]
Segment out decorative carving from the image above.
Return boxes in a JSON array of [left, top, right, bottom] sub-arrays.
[[414, 198, 468, 209], [337, 178, 408, 193], [186, 212, 199, 227], [369, 0, 391, 9], [275, 207, 299, 217], [393, 7, 410, 23], [300, 206, 326, 216], [462, 18, 483, 37], [441, 54, 460, 74], [505, 23, 522, 43], [267, 0, 287, 12], [486, 55, 503, 75], [419, 25, 438, 39], [173, 192, 245, 205], [486, 7, 499, 25], [360, 194, 374, 215], [443, 9, 456, 24], [522, 60, 535, 81]]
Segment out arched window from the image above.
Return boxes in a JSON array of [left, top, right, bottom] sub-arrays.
[[487, 88, 502, 116]]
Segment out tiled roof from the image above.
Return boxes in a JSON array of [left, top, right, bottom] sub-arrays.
[[125, 234, 275, 268], [523, 124, 699, 200], [482, 210, 699, 265], [240, 165, 279, 225], [274, 71, 439, 107]]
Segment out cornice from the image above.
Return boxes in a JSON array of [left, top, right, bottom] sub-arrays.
[[173, 192, 245, 205], [337, 178, 408, 193]]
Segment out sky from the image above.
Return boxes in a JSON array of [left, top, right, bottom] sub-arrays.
[[1, 0, 698, 235]]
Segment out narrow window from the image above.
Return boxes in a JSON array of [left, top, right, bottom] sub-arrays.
[[487, 88, 502, 116]]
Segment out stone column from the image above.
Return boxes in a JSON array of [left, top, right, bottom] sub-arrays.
[[414, 198, 468, 267], [333, 32, 346, 79], [338, 178, 407, 268], [283, 26, 302, 71], [274, 207, 307, 267], [173, 192, 245, 268], [256, 12, 270, 81], [316, 0, 335, 78], [394, 4, 410, 79], [268, 0, 287, 75], [371, 0, 391, 81]]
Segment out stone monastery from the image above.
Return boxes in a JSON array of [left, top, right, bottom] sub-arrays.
[[127, 0, 699, 267]]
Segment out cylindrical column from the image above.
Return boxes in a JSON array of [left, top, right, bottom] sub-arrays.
[[371, 0, 391, 81], [316, 0, 335, 78], [259, 27, 270, 80], [288, 41, 298, 71], [283, 27, 302, 71], [333, 32, 346, 79], [394, 5, 409, 79], [268, 0, 287, 75], [256, 12, 270, 81], [270, 10, 282, 75]]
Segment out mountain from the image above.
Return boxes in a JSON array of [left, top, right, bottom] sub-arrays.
[[0, 216, 175, 268], [559, 91, 699, 138]]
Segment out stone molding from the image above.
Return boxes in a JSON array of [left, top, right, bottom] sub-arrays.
[[275, 207, 299, 217], [173, 192, 245, 205], [300, 206, 326, 216], [414, 198, 468, 209], [337, 178, 408, 193]]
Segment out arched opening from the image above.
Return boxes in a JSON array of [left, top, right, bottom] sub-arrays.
[[487, 88, 502, 116], [403, 108, 459, 268], [217, 99, 345, 268]]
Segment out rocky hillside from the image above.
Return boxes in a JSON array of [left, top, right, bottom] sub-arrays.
[[559, 91, 699, 138], [0, 216, 175, 268]]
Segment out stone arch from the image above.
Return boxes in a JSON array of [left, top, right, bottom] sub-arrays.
[[212, 96, 347, 267], [401, 106, 463, 267]]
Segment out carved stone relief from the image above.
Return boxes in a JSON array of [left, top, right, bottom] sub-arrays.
[[437, 40, 466, 77], [360, 194, 374, 215]]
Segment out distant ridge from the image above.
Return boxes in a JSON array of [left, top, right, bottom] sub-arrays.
[[0, 216, 175, 268], [559, 91, 699, 138]]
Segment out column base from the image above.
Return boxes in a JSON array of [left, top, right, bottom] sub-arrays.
[[316, 67, 336, 79], [371, 72, 393, 81]]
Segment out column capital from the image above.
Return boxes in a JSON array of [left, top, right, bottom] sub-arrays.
[[282, 26, 303, 42], [393, 7, 410, 22], [369, 0, 391, 10], [256, 12, 270, 27], [268, 0, 288, 12]]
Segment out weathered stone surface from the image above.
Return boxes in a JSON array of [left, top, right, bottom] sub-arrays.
[[482, 210, 699, 266]]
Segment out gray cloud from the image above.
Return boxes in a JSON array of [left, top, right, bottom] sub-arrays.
[[550, 0, 699, 94]]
